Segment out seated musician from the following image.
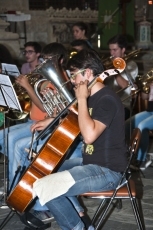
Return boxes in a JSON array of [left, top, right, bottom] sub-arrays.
[[105, 34, 138, 120], [29, 49, 128, 230], [0, 41, 46, 192], [125, 81, 153, 170]]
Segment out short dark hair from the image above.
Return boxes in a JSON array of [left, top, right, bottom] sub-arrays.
[[72, 22, 89, 36], [67, 50, 104, 77], [107, 34, 128, 49], [71, 39, 92, 50], [42, 42, 68, 67], [24, 41, 42, 53]]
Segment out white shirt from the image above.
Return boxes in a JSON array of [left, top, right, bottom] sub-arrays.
[[104, 60, 138, 108]]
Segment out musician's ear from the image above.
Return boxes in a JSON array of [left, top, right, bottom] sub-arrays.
[[85, 68, 92, 79]]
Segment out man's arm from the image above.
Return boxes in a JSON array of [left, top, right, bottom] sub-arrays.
[[75, 80, 106, 144], [15, 75, 45, 112], [115, 74, 129, 89]]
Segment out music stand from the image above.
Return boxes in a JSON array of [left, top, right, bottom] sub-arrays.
[[2, 63, 20, 77], [0, 74, 22, 207], [0, 74, 52, 230]]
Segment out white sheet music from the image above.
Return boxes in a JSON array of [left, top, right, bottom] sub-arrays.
[[2, 63, 20, 77], [0, 74, 22, 111]]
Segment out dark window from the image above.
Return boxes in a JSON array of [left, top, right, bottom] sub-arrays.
[[29, 0, 98, 11]]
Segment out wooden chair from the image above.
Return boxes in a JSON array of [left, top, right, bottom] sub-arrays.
[[81, 128, 144, 230]]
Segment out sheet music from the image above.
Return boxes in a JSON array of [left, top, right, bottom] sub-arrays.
[[2, 63, 20, 77], [0, 74, 22, 111]]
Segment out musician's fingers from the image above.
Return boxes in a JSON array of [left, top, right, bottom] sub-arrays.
[[52, 107, 57, 117]]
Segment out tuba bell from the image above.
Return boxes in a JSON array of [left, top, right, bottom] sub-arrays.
[[6, 72, 42, 121], [33, 55, 74, 117]]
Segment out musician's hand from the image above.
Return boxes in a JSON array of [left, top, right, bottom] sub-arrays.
[[31, 117, 54, 132], [74, 80, 90, 101], [15, 74, 30, 89]]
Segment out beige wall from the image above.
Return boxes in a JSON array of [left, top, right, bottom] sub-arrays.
[[0, 0, 29, 12]]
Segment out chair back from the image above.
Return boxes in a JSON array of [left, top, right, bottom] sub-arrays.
[[122, 128, 141, 181], [128, 128, 141, 164]]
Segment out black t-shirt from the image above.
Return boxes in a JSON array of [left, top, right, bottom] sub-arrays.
[[83, 86, 127, 172]]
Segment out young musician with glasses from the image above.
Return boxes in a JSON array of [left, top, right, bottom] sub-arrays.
[[30, 49, 128, 230], [0, 41, 50, 198], [21, 41, 42, 74]]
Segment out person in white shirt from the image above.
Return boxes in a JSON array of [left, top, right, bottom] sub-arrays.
[[105, 34, 138, 120]]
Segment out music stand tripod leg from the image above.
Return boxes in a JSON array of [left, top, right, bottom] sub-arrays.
[[0, 109, 9, 207]]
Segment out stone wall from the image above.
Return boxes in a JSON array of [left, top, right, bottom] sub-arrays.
[[0, 0, 98, 61], [0, 0, 153, 73]]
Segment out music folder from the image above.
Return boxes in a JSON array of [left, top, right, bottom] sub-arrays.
[[0, 74, 22, 112], [2, 63, 20, 77]]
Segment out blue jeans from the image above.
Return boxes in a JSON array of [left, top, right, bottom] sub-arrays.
[[12, 139, 83, 212], [12, 131, 50, 211], [45, 158, 122, 230], [0, 119, 34, 186], [125, 111, 153, 161]]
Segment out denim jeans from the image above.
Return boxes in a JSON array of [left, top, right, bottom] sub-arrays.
[[12, 131, 50, 211], [12, 135, 82, 212], [45, 158, 122, 230], [0, 119, 34, 186], [125, 111, 153, 161]]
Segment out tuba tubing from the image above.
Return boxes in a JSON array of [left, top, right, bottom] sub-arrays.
[[34, 56, 74, 117]]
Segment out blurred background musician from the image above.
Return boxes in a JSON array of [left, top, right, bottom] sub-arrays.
[[125, 82, 153, 170], [71, 39, 93, 52], [21, 41, 42, 74], [0, 41, 50, 195], [72, 21, 92, 48], [104, 34, 138, 120]]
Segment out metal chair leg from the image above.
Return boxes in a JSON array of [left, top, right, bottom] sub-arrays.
[[0, 208, 15, 230]]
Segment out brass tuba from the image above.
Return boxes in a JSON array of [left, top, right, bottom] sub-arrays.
[[6, 72, 42, 120], [33, 56, 74, 117], [102, 49, 141, 70]]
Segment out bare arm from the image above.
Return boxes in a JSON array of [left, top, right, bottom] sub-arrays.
[[115, 74, 129, 89], [31, 117, 54, 132], [15, 75, 45, 111], [74, 80, 106, 144]]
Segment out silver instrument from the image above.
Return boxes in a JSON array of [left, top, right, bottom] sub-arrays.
[[33, 56, 74, 117]]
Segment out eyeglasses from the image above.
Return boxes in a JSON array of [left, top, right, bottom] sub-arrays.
[[23, 50, 36, 55], [70, 69, 86, 80]]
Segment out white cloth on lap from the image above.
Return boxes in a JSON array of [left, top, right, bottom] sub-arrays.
[[32, 170, 75, 206]]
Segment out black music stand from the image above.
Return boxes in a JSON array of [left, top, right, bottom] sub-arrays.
[[0, 74, 22, 205], [2, 63, 20, 77], [0, 74, 51, 229]]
